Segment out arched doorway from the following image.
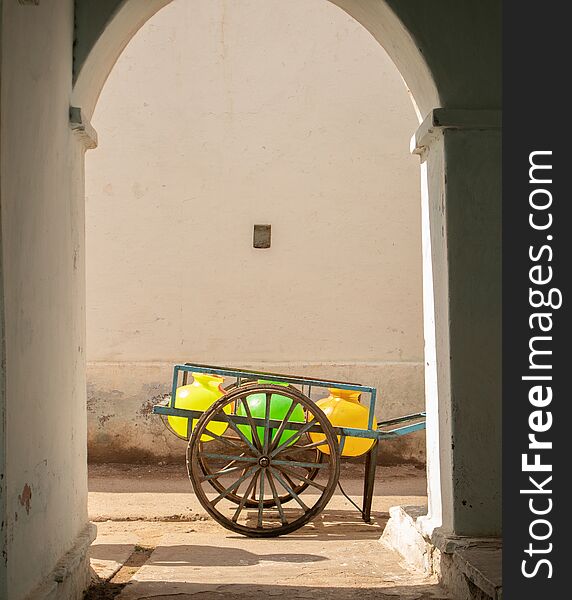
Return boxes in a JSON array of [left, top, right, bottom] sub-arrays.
[[71, 0, 501, 545]]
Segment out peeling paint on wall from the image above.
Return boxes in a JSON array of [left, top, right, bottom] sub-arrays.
[[18, 484, 32, 515]]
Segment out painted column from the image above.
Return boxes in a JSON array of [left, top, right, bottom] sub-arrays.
[[415, 110, 501, 538]]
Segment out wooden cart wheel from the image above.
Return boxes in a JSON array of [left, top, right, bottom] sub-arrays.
[[187, 384, 340, 537], [195, 383, 325, 507]]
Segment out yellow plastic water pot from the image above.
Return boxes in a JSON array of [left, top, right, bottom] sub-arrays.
[[309, 388, 377, 457], [167, 372, 228, 441]]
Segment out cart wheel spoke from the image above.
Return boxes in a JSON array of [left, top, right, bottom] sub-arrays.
[[200, 464, 247, 482], [219, 413, 261, 455], [269, 467, 310, 511], [270, 420, 316, 457], [198, 445, 242, 474], [263, 393, 272, 454], [240, 397, 263, 452], [274, 464, 326, 491], [232, 470, 260, 523], [269, 397, 300, 452], [211, 466, 258, 506], [198, 428, 243, 450], [267, 470, 288, 525], [271, 458, 327, 469], [257, 469, 266, 528], [234, 466, 250, 496], [278, 469, 300, 493], [219, 454, 246, 471], [202, 452, 258, 463], [281, 439, 327, 455]]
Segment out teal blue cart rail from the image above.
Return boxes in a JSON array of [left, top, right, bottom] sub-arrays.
[[153, 362, 426, 537]]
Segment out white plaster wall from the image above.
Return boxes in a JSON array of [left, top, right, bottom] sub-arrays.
[[85, 0, 424, 461], [1, 1, 90, 598]]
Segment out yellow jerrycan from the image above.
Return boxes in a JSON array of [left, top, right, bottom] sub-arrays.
[[168, 372, 229, 441], [310, 388, 377, 457]]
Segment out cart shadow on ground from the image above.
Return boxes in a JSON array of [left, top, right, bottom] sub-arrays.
[[89, 509, 390, 572], [233, 509, 389, 541], [92, 543, 329, 567]]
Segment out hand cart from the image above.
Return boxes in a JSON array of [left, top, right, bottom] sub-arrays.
[[152, 362, 426, 537]]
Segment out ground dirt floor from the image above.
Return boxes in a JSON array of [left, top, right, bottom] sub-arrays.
[[85, 463, 451, 599]]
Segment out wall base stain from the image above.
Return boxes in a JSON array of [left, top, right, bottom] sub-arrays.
[[87, 362, 426, 465]]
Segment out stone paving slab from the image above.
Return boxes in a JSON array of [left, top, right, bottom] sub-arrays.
[[89, 529, 138, 580], [453, 546, 502, 600], [116, 525, 451, 599]]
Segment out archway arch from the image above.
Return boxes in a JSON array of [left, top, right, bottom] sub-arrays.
[[72, 0, 439, 123]]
